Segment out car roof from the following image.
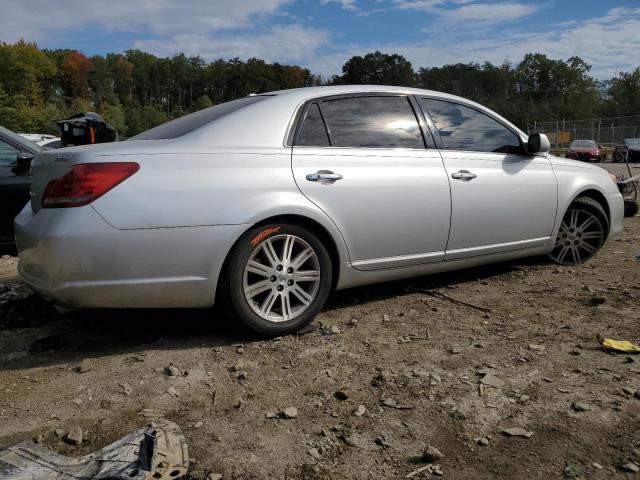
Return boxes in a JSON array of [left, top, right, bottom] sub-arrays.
[[0, 125, 44, 154]]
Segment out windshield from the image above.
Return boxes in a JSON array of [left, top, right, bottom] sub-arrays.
[[131, 96, 269, 140], [570, 140, 597, 148], [0, 126, 44, 153], [624, 138, 640, 147]]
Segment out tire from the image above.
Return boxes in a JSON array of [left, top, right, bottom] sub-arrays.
[[548, 197, 609, 266], [223, 223, 332, 336], [624, 200, 639, 217]]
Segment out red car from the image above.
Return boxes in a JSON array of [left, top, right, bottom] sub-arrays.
[[565, 140, 601, 162]]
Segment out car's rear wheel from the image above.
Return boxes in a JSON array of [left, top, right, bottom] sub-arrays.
[[224, 223, 332, 336], [548, 197, 608, 266]]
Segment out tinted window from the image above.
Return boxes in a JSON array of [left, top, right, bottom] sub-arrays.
[[571, 140, 597, 148], [319, 96, 424, 148], [420, 98, 521, 153], [298, 103, 330, 146], [132, 96, 269, 140], [0, 139, 18, 167]]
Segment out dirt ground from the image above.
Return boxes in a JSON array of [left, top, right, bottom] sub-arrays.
[[1, 163, 639, 479]]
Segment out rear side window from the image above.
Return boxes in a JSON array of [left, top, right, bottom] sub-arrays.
[[0, 139, 18, 169], [298, 103, 330, 147], [132, 96, 268, 140], [419, 98, 521, 153], [317, 96, 424, 149]]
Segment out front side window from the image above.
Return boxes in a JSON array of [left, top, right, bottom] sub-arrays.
[[318, 96, 424, 149], [419, 98, 521, 153]]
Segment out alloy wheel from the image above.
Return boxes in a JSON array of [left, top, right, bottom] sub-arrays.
[[549, 208, 604, 265], [243, 234, 321, 322]]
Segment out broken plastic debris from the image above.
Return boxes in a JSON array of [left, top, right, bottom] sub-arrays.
[[597, 335, 640, 354], [0, 419, 189, 479]]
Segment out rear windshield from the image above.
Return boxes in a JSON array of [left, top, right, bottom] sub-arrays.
[[131, 96, 269, 140], [571, 140, 597, 147]]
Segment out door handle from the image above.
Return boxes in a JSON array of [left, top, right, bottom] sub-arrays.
[[451, 170, 477, 180], [306, 171, 343, 182]]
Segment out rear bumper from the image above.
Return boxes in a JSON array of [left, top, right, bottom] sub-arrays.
[[14, 204, 245, 308]]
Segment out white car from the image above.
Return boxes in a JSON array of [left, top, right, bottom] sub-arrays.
[[15, 85, 624, 335], [18, 133, 62, 149]]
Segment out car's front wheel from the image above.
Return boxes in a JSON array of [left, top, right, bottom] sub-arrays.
[[224, 223, 332, 336], [548, 197, 608, 266]]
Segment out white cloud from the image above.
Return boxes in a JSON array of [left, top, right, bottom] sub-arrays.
[[320, 0, 358, 10], [0, 0, 293, 42], [308, 6, 640, 79], [134, 25, 330, 64], [394, 0, 537, 23]]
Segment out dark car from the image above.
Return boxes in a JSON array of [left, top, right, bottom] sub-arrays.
[[613, 138, 640, 163], [565, 139, 601, 162], [0, 126, 43, 247]]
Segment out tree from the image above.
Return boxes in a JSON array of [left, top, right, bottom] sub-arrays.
[[61, 51, 93, 98], [339, 51, 414, 86]]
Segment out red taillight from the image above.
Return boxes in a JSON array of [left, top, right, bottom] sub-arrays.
[[41, 162, 139, 208]]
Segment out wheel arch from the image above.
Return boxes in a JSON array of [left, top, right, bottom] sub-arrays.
[[572, 188, 611, 228], [214, 213, 344, 305]]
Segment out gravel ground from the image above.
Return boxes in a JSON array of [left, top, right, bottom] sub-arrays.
[[0, 163, 639, 479]]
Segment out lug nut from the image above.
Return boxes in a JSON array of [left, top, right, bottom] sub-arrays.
[[277, 285, 284, 291], [287, 267, 293, 273], [287, 280, 294, 286], [270, 276, 276, 282]]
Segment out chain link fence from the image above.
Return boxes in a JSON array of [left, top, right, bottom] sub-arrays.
[[528, 115, 640, 148]]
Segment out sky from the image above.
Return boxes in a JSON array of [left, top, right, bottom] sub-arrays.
[[2, 0, 640, 79]]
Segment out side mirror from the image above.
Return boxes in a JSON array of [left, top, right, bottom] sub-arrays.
[[527, 133, 550, 154], [12, 152, 34, 175]]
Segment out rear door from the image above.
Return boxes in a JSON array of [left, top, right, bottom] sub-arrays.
[[417, 97, 557, 260], [291, 94, 451, 270]]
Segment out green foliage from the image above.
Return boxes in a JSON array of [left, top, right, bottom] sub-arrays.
[[0, 41, 638, 137], [339, 51, 415, 86]]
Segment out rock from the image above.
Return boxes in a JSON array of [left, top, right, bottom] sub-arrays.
[[528, 344, 546, 352], [354, 405, 366, 417], [230, 360, 245, 372], [208, 474, 223, 480], [54, 428, 65, 438], [65, 426, 83, 446], [120, 383, 133, 396], [477, 437, 490, 446], [519, 395, 530, 403], [166, 386, 179, 398], [382, 398, 397, 408], [480, 374, 505, 389], [571, 401, 590, 412], [78, 359, 92, 373], [382, 314, 390, 322], [307, 447, 321, 459], [449, 346, 462, 354], [501, 427, 533, 438], [236, 346, 244, 354], [265, 411, 277, 419], [280, 406, 297, 419], [621, 463, 640, 473], [348, 318, 358, 326], [194, 421, 204, 428], [592, 463, 603, 470], [622, 386, 635, 396], [422, 445, 444, 463], [165, 365, 181, 376], [329, 325, 341, 335], [375, 434, 390, 448]]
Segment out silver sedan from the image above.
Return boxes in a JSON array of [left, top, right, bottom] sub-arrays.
[[14, 86, 624, 335]]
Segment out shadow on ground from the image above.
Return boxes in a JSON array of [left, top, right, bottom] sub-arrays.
[[0, 256, 543, 371]]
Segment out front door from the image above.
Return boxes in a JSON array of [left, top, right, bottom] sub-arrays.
[[291, 95, 451, 270], [417, 97, 557, 260]]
